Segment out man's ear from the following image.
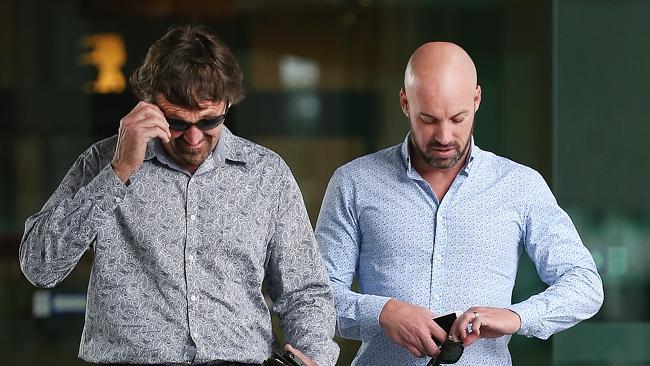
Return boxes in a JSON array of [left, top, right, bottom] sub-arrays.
[[399, 88, 410, 117], [474, 85, 482, 112]]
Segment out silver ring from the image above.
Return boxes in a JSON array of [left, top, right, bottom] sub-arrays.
[[467, 323, 473, 333]]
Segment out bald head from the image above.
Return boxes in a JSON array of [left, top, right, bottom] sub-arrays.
[[399, 42, 481, 172], [404, 42, 477, 102]]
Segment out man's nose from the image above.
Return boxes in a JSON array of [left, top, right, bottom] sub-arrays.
[[435, 123, 453, 146], [183, 126, 204, 146]]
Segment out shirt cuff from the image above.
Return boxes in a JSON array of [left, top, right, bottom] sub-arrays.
[[79, 163, 128, 212], [359, 295, 392, 340], [507, 301, 550, 339]]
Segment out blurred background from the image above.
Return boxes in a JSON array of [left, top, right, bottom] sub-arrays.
[[1, 0, 649, 364]]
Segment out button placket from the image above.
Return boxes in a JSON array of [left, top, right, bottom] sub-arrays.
[[431, 205, 446, 308], [185, 176, 201, 344]]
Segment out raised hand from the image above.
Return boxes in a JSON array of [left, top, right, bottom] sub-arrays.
[[111, 101, 171, 183]]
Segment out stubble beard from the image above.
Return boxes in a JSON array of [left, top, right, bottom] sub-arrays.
[[172, 139, 212, 169], [412, 129, 473, 170]]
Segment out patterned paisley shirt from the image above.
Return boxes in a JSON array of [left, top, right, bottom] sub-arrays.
[[315, 134, 603, 366], [20, 127, 339, 365]]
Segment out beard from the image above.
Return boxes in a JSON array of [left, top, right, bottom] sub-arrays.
[[167, 137, 215, 169], [177, 147, 210, 167], [411, 127, 473, 169]]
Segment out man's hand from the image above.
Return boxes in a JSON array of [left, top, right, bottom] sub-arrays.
[[450, 307, 521, 346], [284, 344, 317, 366], [111, 101, 171, 183], [379, 299, 447, 358]]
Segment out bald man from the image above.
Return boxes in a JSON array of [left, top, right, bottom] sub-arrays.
[[315, 42, 603, 365]]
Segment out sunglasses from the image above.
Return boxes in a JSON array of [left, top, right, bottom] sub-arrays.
[[427, 337, 465, 366], [166, 102, 229, 131], [262, 351, 304, 366]]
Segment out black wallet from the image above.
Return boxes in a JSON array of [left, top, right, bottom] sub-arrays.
[[262, 351, 304, 366]]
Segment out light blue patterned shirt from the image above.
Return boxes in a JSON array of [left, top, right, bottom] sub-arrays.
[[315, 134, 603, 366]]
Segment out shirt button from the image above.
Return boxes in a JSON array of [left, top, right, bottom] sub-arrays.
[[433, 294, 440, 300], [190, 295, 197, 302], [115, 197, 121, 203], [192, 332, 199, 339], [188, 254, 195, 262], [190, 214, 196, 221], [435, 253, 442, 261]]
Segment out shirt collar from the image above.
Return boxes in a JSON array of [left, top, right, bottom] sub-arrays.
[[461, 137, 476, 176], [400, 132, 477, 177], [144, 125, 248, 172], [220, 126, 249, 165], [400, 133, 416, 178]]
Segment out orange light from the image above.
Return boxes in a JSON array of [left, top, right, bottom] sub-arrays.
[[80, 33, 127, 93]]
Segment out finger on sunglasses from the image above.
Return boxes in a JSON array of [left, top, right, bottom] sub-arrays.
[[138, 125, 171, 144], [134, 102, 167, 121], [140, 116, 171, 139]]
